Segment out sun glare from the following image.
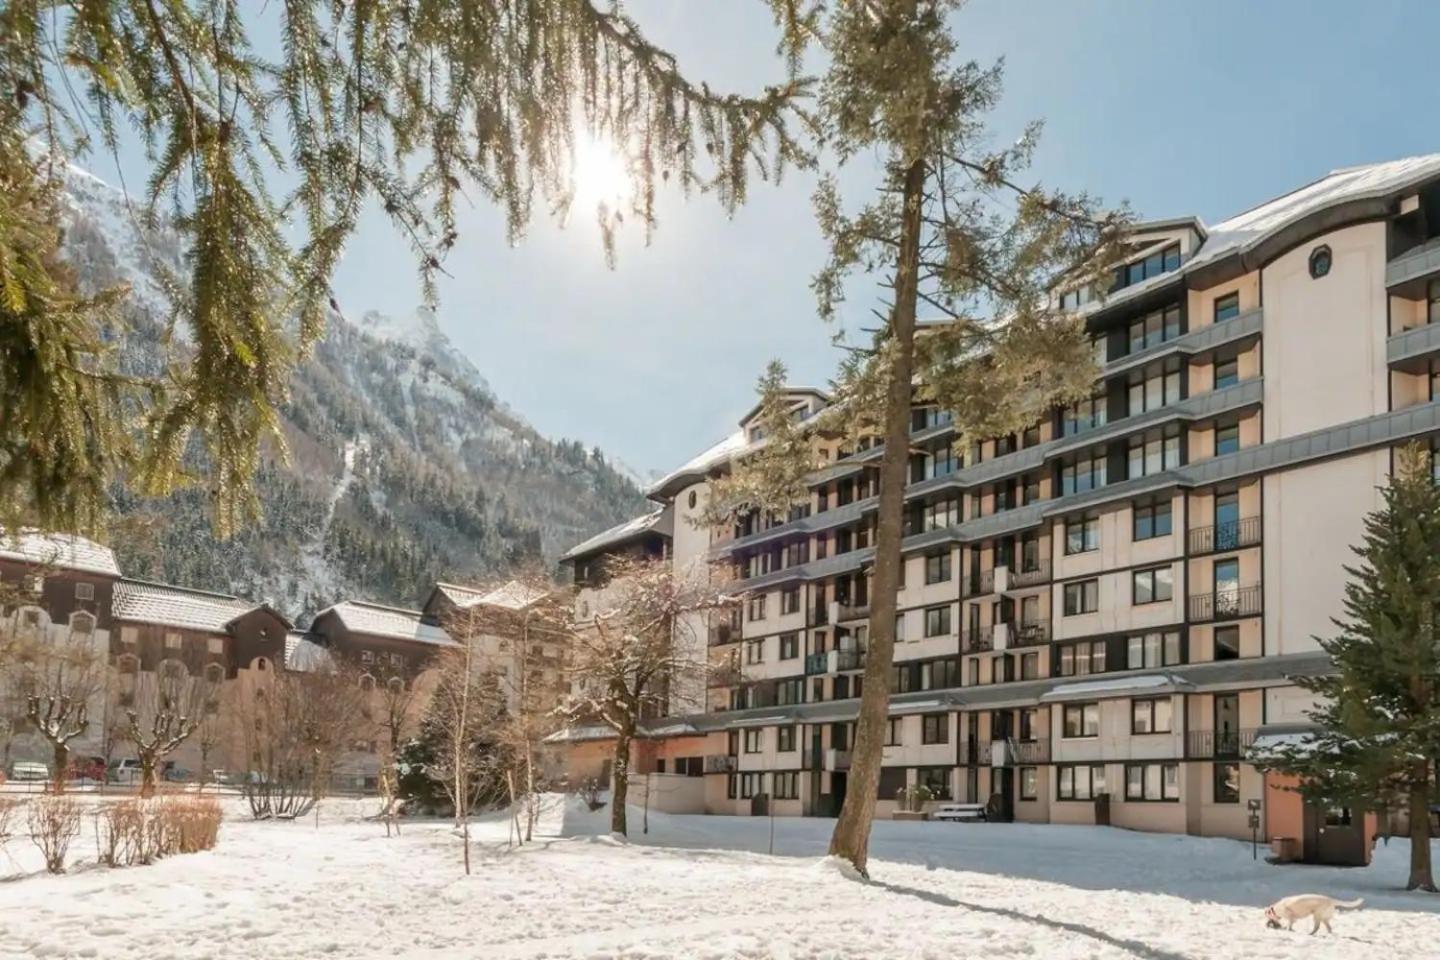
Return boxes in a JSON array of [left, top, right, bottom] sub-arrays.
[[571, 133, 632, 213]]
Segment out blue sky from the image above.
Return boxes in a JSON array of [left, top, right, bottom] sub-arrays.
[[97, 1, 1440, 478]]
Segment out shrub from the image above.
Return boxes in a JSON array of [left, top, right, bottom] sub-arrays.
[[28, 796, 81, 874], [164, 795, 221, 854], [0, 797, 22, 849], [94, 800, 148, 867], [93, 796, 221, 868]]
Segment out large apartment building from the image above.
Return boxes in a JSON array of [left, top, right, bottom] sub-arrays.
[[559, 153, 1440, 854]]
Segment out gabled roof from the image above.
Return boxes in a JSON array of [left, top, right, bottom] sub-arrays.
[[0, 530, 120, 577], [431, 579, 550, 612], [313, 600, 456, 646], [285, 632, 334, 672], [112, 579, 269, 633], [559, 507, 671, 563]]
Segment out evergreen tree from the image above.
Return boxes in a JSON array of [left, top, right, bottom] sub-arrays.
[[713, 0, 1129, 875], [1256, 444, 1440, 892], [1, 1, 814, 537]]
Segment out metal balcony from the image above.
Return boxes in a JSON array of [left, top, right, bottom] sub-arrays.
[[1185, 729, 1256, 759], [1188, 584, 1262, 621], [804, 652, 829, 676], [1188, 516, 1262, 555], [704, 755, 738, 774], [1008, 560, 1052, 589]]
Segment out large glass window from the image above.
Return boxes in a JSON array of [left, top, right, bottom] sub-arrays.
[[1057, 764, 1107, 800], [1059, 640, 1107, 676], [1127, 358, 1182, 415], [1065, 515, 1099, 555], [1126, 631, 1182, 670], [1214, 625, 1240, 661], [921, 714, 949, 744], [925, 552, 952, 584], [1132, 499, 1172, 541], [1128, 303, 1183, 353], [1062, 392, 1108, 437], [1126, 763, 1180, 801], [1214, 355, 1240, 389], [1062, 703, 1101, 738], [924, 605, 952, 637], [1127, 426, 1181, 478], [1132, 566, 1174, 605], [1061, 453, 1108, 496], [1116, 244, 1182, 292], [1213, 293, 1241, 323], [1215, 423, 1241, 456], [1063, 580, 1099, 616], [1131, 698, 1174, 734], [1214, 763, 1240, 803]]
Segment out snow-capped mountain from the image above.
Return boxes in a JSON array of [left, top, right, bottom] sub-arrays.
[[55, 160, 647, 621]]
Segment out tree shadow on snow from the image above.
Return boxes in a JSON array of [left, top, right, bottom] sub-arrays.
[[873, 879, 1193, 960]]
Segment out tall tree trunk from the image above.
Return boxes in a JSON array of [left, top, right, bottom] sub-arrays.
[[828, 156, 925, 877], [1408, 767, 1436, 891], [51, 742, 69, 795], [139, 753, 158, 798], [611, 726, 633, 836]]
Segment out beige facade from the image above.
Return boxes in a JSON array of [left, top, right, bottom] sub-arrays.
[[563, 154, 1440, 840]]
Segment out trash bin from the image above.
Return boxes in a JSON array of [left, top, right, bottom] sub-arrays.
[[1094, 792, 1111, 826], [1269, 836, 1298, 862]]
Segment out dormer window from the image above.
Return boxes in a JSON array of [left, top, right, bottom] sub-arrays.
[[74, 582, 94, 601]]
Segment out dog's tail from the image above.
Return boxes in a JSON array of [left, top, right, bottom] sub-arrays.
[[1336, 898, 1364, 910]]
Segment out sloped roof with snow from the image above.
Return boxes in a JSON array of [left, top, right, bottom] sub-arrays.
[[315, 600, 456, 646], [0, 530, 120, 577], [112, 579, 264, 632], [646, 429, 750, 499], [285, 632, 335, 672], [1189, 154, 1440, 271], [560, 507, 670, 563], [1040, 673, 1192, 702], [433, 579, 549, 611]]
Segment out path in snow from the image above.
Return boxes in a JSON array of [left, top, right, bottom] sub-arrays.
[[0, 796, 1435, 959]]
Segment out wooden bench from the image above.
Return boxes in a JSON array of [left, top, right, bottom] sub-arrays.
[[931, 803, 987, 822]]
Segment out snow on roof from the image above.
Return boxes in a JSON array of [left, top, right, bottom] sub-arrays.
[[645, 722, 698, 738], [112, 579, 262, 633], [441, 579, 551, 611], [285, 632, 335, 672], [645, 429, 750, 498], [1189, 154, 1440, 270], [0, 530, 120, 577], [1040, 673, 1192, 701], [560, 508, 669, 563], [543, 724, 616, 744], [316, 600, 456, 646]]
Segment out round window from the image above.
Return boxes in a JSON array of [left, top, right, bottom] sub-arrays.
[[1308, 245, 1332, 279], [688, 490, 698, 509]]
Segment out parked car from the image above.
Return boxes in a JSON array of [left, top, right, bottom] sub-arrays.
[[108, 758, 144, 784], [163, 767, 193, 783], [8, 760, 49, 782], [69, 756, 106, 782], [211, 769, 238, 786]]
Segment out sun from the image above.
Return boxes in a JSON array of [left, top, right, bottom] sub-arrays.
[[571, 132, 632, 213]]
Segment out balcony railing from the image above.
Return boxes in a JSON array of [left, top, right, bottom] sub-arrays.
[[976, 569, 997, 595], [835, 648, 865, 672], [808, 604, 829, 627], [1011, 619, 1050, 648], [961, 628, 993, 654], [707, 664, 742, 689], [1009, 560, 1052, 589], [704, 755, 738, 774], [1188, 584, 1262, 622], [1007, 738, 1051, 764], [1186, 729, 1257, 759], [1188, 516, 1262, 555], [804, 652, 829, 676], [836, 601, 871, 623]]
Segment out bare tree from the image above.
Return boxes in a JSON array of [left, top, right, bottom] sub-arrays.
[[563, 555, 734, 836], [427, 616, 507, 874], [124, 665, 214, 797], [23, 623, 104, 794], [448, 571, 573, 842], [193, 682, 230, 792]]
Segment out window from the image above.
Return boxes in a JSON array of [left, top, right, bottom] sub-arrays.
[[165, 632, 182, 650], [1132, 499, 1172, 541], [924, 605, 952, 638], [1127, 426, 1181, 478], [1131, 698, 1174, 734], [921, 714, 949, 745], [1214, 625, 1240, 661], [1214, 762, 1240, 803], [1215, 424, 1241, 456], [743, 728, 763, 753], [1430, 278, 1440, 325], [777, 725, 796, 752], [1020, 767, 1038, 801], [1063, 580, 1099, 616], [1116, 245, 1182, 292], [748, 596, 767, 621], [780, 587, 800, 615], [779, 633, 799, 660], [924, 552, 952, 584], [1059, 640, 1107, 677], [1127, 303, 1182, 353], [739, 772, 765, 799], [1062, 703, 1101, 738], [1132, 566, 1174, 605], [884, 718, 903, 747], [745, 639, 764, 664], [1062, 392, 1107, 437], [1127, 358, 1182, 414], [1057, 764, 1107, 800], [1308, 245, 1332, 279], [1020, 652, 1040, 680], [207, 637, 225, 655], [1125, 763, 1180, 801], [1065, 515, 1099, 555], [1126, 631, 1182, 670], [1214, 356, 1240, 390], [922, 658, 959, 691], [1213, 292, 1240, 323], [1061, 452, 1107, 497], [777, 679, 804, 706], [74, 582, 94, 601], [773, 771, 799, 800], [916, 767, 952, 800]]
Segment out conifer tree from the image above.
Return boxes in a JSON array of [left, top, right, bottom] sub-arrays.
[[0, 1, 815, 537], [1256, 444, 1440, 892], [714, 0, 1130, 875]]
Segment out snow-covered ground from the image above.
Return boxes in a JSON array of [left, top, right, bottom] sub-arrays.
[[1, 795, 1436, 959]]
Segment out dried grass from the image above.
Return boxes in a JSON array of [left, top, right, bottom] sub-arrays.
[[93, 795, 222, 868], [28, 796, 81, 874]]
